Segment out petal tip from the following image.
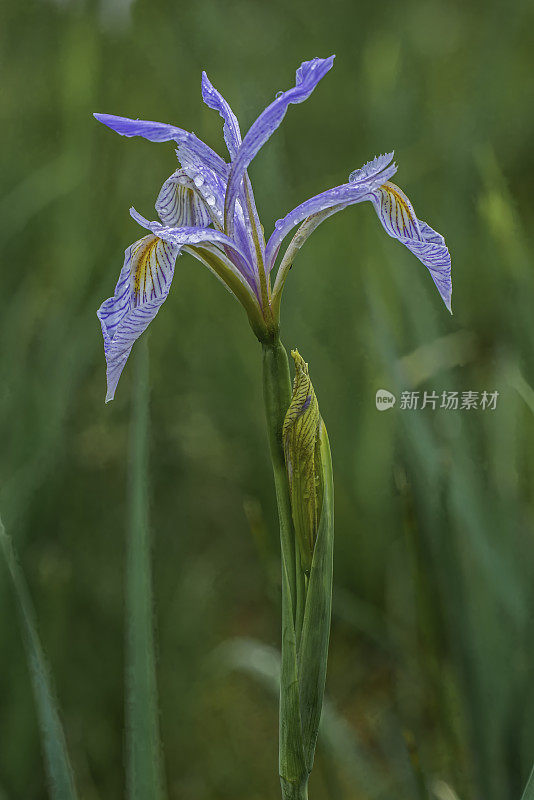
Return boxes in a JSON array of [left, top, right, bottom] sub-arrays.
[[129, 206, 149, 228], [94, 112, 115, 124], [94, 112, 115, 128], [349, 151, 396, 184], [296, 55, 336, 87], [323, 54, 336, 73]]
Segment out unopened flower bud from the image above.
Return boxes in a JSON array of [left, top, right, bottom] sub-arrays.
[[282, 350, 325, 573]]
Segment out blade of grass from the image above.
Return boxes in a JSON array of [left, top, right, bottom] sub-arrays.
[[0, 515, 78, 800], [126, 337, 166, 800], [521, 766, 534, 800]]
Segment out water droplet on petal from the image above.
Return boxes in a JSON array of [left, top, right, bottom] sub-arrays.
[[194, 174, 204, 188], [275, 218, 283, 228], [206, 194, 216, 206], [349, 168, 363, 183], [275, 91, 283, 99]]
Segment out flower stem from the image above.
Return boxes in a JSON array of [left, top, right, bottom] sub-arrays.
[[281, 777, 309, 800], [262, 338, 295, 615], [262, 338, 309, 800]]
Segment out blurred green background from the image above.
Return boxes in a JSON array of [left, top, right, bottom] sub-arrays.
[[2, 0, 534, 797]]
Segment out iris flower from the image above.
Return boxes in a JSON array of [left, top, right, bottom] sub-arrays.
[[95, 55, 452, 402]]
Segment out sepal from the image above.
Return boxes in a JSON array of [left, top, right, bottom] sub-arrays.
[[97, 234, 180, 401]]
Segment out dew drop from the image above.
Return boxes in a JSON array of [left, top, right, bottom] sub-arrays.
[[206, 194, 216, 206], [275, 218, 284, 228], [194, 174, 204, 188], [275, 90, 283, 99], [349, 168, 363, 183]]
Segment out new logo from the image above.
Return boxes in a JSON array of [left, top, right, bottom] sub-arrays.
[[375, 389, 396, 410]]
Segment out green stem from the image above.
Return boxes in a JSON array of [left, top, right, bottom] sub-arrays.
[[262, 338, 309, 800], [281, 777, 309, 800], [262, 338, 295, 618]]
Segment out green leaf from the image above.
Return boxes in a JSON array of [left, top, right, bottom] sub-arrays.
[[126, 338, 166, 800], [279, 553, 306, 788], [0, 516, 78, 800], [297, 423, 334, 772]]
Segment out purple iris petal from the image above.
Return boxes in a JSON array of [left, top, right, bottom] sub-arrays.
[[265, 156, 397, 268], [371, 182, 452, 311], [268, 154, 451, 313], [224, 56, 335, 232], [348, 152, 395, 184], [93, 113, 228, 180], [196, 79, 265, 270], [130, 207, 255, 279], [178, 143, 261, 271], [201, 72, 242, 159], [155, 170, 212, 227], [175, 147, 230, 232], [402, 229, 452, 313], [97, 234, 181, 402], [230, 198, 255, 264]]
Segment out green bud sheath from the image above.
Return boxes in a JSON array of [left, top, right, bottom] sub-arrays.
[[282, 350, 324, 574]]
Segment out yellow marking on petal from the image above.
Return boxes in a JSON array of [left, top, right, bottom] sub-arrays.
[[380, 181, 419, 238], [131, 236, 160, 306]]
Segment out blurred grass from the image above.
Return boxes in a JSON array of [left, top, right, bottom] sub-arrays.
[[1, 0, 534, 797], [0, 517, 78, 800]]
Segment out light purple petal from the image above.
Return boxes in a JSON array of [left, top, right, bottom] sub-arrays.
[[175, 147, 227, 228], [172, 84, 261, 269], [200, 74, 265, 263], [93, 112, 228, 180], [348, 152, 395, 183], [177, 145, 260, 270], [371, 182, 452, 312], [418, 220, 445, 245], [224, 56, 335, 232], [97, 234, 180, 402], [268, 159, 451, 314], [156, 170, 212, 227], [177, 148, 259, 269], [402, 232, 452, 313], [265, 155, 397, 268], [201, 72, 242, 159], [232, 196, 256, 264], [130, 207, 256, 280], [371, 180, 422, 241]]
